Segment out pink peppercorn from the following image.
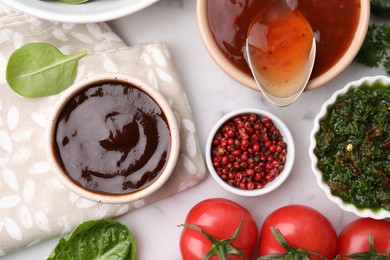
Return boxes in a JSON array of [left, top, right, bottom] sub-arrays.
[[210, 113, 287, 190]]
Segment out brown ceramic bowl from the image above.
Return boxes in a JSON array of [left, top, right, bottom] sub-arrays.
[[46, 73, 180, 204], [196, 0, 370, 91]]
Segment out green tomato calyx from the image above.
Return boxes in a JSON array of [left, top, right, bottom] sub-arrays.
[[257, 227, 327, 260], [335, 234, 390, 260], [179, 220, 248, 260]]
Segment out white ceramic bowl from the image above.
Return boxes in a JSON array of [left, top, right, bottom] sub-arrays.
[[309, 75, 390, 219], [46, 73, 180, 204], [1, 0, 158, 23], [196, 0, 370, 92], [205, 108, 295, 196]]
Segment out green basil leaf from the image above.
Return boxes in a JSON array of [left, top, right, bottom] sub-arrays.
[[48, 219, 136, 260], [6, 42, 87, 98]]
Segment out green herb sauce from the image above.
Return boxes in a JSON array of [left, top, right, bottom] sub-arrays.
[[314, 81, 390, 211]]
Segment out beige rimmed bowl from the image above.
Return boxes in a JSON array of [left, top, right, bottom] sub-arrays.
[[196, 0, 370, 92], [46, 73, 180, 204]]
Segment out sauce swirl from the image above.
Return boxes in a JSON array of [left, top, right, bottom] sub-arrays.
[[53, 81, 171, 195]]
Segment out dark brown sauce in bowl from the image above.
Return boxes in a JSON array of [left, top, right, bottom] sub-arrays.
[[48, 74, 180, 203]]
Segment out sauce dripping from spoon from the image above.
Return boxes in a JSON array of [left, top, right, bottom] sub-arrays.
[[246, 0, 316, 106]]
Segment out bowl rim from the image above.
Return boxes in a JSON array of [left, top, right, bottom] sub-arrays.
[[196, 0, 370, 92], [2, 0, 159, 23], [309, 75, 390, 219], [46, 72, 180, 204], [205, 108, 295, 196]]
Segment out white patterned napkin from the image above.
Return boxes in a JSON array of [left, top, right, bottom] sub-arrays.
[[0, 9, 206, 256]]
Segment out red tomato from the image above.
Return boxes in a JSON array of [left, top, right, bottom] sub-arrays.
[[337, 218, 390, 259], [179, 198, 258, 260], [258, 205, 337, 260]]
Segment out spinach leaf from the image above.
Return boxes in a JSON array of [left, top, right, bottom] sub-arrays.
[[48, 219, 136, 260], [6, 42, 87, 98]]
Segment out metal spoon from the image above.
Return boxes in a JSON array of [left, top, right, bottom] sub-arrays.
[[246, 0, 316, 106]]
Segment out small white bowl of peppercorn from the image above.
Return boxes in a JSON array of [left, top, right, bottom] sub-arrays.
[[205, 108, 295, 196]]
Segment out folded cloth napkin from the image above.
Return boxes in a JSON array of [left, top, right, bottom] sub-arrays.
[[0, 9, 206, 256]]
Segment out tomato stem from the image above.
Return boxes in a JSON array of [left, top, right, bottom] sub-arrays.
[[335, 234, 390, 260], [179, 220, 248, 260], [257, 227, 327, 260]]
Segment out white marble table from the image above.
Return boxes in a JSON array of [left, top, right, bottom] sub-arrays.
[[0, 0, 386, 259]]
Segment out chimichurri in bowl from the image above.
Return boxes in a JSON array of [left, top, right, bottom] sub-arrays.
[[309, 75, 390, 219]]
